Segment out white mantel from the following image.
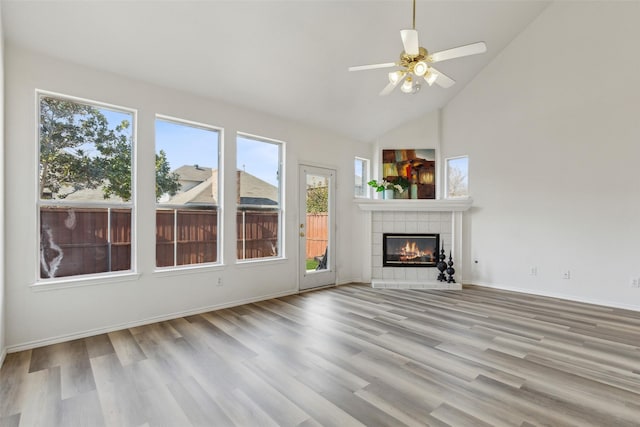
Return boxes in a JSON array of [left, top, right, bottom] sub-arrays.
[[356, 198, 471, 290], [356, 198, 472, 212]]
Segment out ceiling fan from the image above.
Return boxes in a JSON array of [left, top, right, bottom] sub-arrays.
[[348, 0, 487, 95]]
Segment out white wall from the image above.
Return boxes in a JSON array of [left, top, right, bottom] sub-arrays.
[[0, 5, 6, 363], [4, 44, 371, 350], [441, 1, 640, 310]]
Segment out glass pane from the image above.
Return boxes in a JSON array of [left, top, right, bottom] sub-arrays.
[[306, 174, 329, 271], [236, 135, 282, 260], [447, 156, 469, 198], [354, 157, 370, 198], [155, 118, 219, 267], [40, 207, 131, 279], [39, 96, 133, 203], [237, 209, 279, 260], [176, 209, 218, 265]]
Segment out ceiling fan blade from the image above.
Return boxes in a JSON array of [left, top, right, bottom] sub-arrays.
[[430, 67, 455, 88], [400, 29, 420, 56], [348, 62, 396, 72], [379, 74, 406, 96], [379, 82, 397, 96], [430, 42, 487, 63]]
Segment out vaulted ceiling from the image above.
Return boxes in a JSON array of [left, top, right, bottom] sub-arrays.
[[2, 0, 549, 141]]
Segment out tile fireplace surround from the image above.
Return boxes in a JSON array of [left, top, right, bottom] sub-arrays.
[[357, 199, 472, 290]]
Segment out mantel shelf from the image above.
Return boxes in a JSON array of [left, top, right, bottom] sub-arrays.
[[356, 198, 472, 212]]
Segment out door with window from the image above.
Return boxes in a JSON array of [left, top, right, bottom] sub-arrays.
[[299, 165, 336, 290]]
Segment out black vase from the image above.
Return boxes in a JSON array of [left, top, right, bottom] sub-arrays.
[[446, 252, 456, 283], [436, 246, 447, 282]]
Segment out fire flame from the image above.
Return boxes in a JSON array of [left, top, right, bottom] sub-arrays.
[[398, 240, 433, 261]]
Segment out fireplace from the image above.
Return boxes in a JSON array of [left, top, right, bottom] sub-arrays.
[[383, 233, 440, 267]]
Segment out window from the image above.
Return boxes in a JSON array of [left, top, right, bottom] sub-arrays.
[[354, 157, 370, 198], [445, 156, 469, 198], [38, 93, 134, 279], [155, 117, 221, 267], [236, 134, 283, 261]]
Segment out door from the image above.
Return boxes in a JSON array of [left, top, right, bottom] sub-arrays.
[[299, 165, 336, 290]]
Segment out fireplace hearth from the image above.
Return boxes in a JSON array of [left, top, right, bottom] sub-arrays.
[[383, 233, 439, 267]]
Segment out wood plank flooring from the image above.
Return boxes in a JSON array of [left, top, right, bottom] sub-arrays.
[[2, 284, 640, 426]]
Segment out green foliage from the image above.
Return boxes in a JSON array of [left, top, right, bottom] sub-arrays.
[[39, 96, 180, 201], [390, 176, 410, 193], [155, 150, 181, 199], [39, 98, 105, 198], [306, 183, 328, 213]]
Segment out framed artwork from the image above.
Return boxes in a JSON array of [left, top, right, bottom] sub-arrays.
[[382, 149, 436, 199]]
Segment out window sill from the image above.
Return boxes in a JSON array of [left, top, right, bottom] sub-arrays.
[[235, 257, 288, 268], [153, 263, 225, 277], [31, 272, 141, 292]]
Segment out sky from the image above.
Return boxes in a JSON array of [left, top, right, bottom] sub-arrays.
[[156, 119, 279, 187], [100, 110, 279, 187]]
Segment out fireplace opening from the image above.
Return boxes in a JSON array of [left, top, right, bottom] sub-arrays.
[[383, 233, 440, 267]]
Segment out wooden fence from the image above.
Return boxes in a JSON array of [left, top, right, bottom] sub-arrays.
[[306, 213, 328, 259], [40, 207, 328, 278], [40, 207, 131, 278], [156, 209, 218, 267]]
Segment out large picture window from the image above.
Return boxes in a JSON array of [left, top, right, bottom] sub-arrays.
[[155, 117, 221, 268], [236, 134, 283, 261], [38, 93, 134, 279]]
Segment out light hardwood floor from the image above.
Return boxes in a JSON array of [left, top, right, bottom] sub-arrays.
[[1, 284, 640, 426]]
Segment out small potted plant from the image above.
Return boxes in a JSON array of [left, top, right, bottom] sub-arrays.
[[390, 176, 410, 198], [368, 179, 395, 199]]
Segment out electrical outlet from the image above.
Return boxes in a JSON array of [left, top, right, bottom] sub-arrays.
[[217, 277, 223, 287], [632, 278, 640, 288], [530, 266, 537, 276], [562, 270, 571, 280]]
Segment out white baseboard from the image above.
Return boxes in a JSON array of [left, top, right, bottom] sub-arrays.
[[0, 347, 6, 368], [7, 289, 299, 353], [471, 281, 640, 312], [372, 279, 461, 290]]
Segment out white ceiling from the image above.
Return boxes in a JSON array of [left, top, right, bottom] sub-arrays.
[[2, 0, 549, 141]]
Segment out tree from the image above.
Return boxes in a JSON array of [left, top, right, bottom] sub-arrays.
[[39, 97, 180, 201], [447, 166, 468, 197], [306, 182, 328, 214], [39, 98, 106, 199], [155, 150, 181, 199]]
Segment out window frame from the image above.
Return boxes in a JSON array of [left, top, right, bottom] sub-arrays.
[[354, 156, 371, 199], [236, 132, 285, 263], [35, 90, 138, 285], [444, 155, 470, 199], [154, 114, 223, 270]]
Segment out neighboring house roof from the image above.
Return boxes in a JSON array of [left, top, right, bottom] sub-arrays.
[[166, 176, 217, 206], [172, 165, 212, 182], [237, 170, 278, 206], [163, 168, 277, 207], [56, 184, 124, 203], [49, 166, 277, 206]]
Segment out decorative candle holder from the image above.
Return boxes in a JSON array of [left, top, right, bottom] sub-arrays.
[[446, 251, 456, 283], [436, 246, 447, 282]]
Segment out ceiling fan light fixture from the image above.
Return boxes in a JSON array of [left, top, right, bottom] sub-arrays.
[[400, 77, 414, 93], [414, 61, 428, 77], [425, 70, 438, 86], [388, 70, 404, 85]]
